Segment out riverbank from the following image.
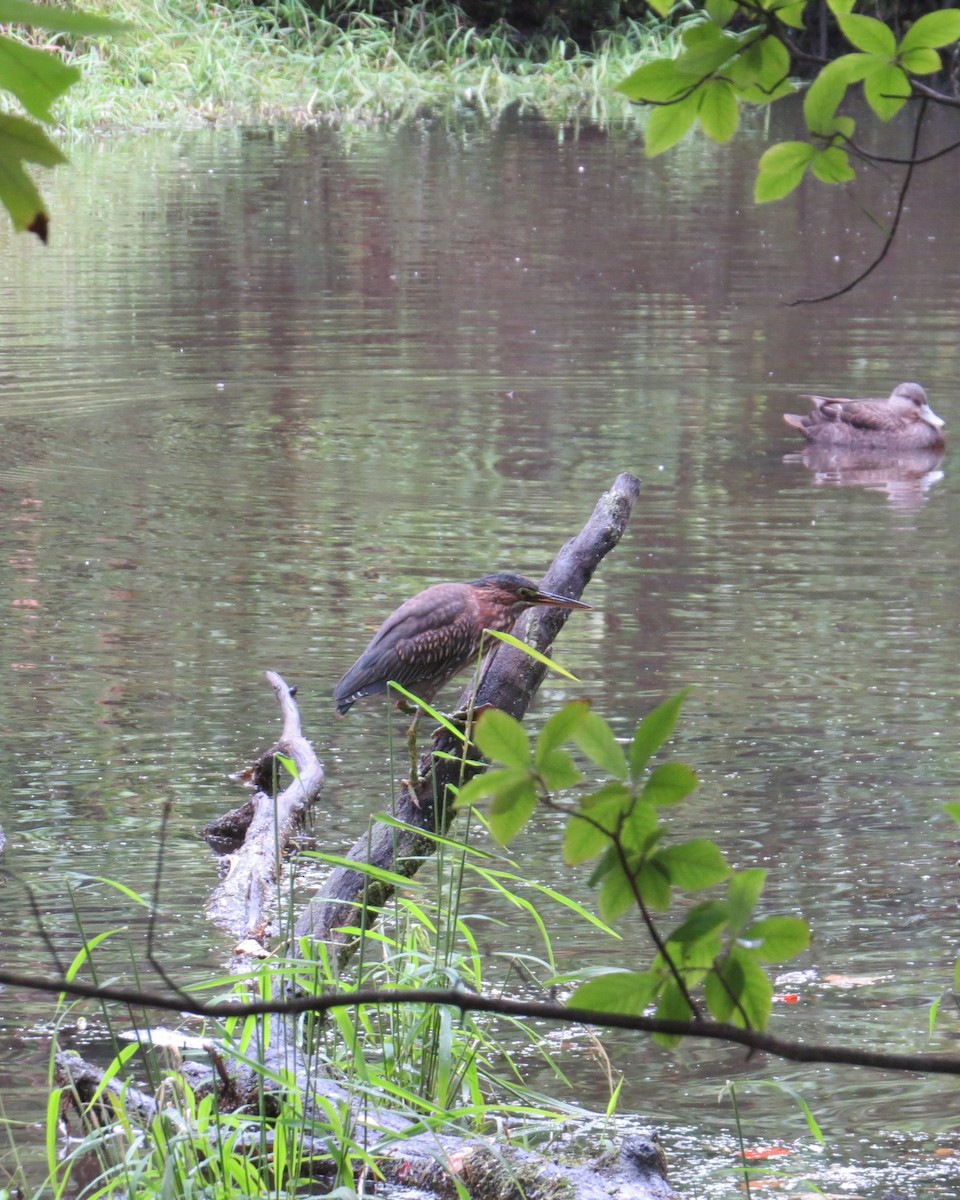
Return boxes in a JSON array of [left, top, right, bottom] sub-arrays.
[[60, 0, 670, 129]]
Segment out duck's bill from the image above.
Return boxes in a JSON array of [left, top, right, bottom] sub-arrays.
[[534, 590, 592, 610], [921, 404, 946, 429]]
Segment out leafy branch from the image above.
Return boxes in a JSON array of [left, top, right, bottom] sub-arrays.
[[616, 0, 960, 298], [0, 0, 122, 239], [456, 691, 810, 1048]]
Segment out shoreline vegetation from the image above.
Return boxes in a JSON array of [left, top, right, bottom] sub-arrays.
[[54, 0, 673, 131]]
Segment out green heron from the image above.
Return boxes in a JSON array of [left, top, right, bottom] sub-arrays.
[[334, 572, 591, 775]]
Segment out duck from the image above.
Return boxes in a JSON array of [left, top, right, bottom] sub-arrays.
[[784, 382, 945, 450]]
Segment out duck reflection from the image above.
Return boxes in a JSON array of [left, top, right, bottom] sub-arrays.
[[785, 444, 945, 512]]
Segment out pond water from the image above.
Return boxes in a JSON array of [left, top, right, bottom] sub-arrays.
[[1, 101, 960, 1196]]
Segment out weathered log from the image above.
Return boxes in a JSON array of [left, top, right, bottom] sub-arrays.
[[293, 472, 641, 952], [205, 671, 325, 943], [56, 1049, 676, 1200]]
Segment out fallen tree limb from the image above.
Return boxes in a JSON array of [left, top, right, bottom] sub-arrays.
[[293, 471, 641, 953], [55, 1048, 675, 1200], [16, 972, 960, 1079], [205, 671, 325, 944]]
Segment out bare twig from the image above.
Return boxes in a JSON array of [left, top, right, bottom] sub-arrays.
[[787, 96, 929, 306], [11, 969, 960, 1079]]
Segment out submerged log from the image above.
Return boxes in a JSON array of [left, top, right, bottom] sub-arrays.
[[293, 471, 641, 953], [204, 671, 325, 944]]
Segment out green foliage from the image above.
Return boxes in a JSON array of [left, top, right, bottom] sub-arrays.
[[0, 1, 122, 238], [54, 0, 675, 140], [616, 0, 960, 204], [457, 692, 810, 1041]]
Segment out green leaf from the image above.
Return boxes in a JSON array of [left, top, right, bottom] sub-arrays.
[[454, 765, 529, 809], [0, 33, 80, 123], [64, 928, 124, 981], [389, 682, 467, 742], [536, 747, 582, 791], [655, 937, 717, 989], [580, 780, 634, 814], [705, 0, 738, 26], [654, 839, 730, 891], [616, 59, 689, 104], [570, 971, 659, 1015], [943, 802, 960, 827], [564, 782, 633, 866], [572, 711, 628, 780], [728, 35, 794, 103], [630, 689, 690, 781], [564, 810, 612, 866], [0, 112, 64, 236], [676, 24, 744, 77], [653, 980, 694, 1048], [635, 859, 672, 911], [620, 798, 660, 854], [536, 699, 590, 759], [803, 59, 853, 129], [474, 708, 531, 769], [597, 858, 640, 923], [487, 776, 537, 845], [706, 949, 774, 1029], [754, 139, 814, 202], [864, 63, 911, 120], [810, 144, 855, 184], [698, 79, 739, 143], [832, 114, 855, 139], [929, 994, 942, 1037], [643, 0, 672, 18], [742, 915, 810, 961], [726, 868, 766, 933], [768, 0, 805, 29], [641, 761, 698, 807], [0, 0, 126, 34], [899, 46, 941, 75], [484, 628, 581, 680], [955, 957, 960, 993], [666, 900, 729, 948], [313, 853, 424, 890], [839, 13, 896, 57], [826, 0, 855, 15], [899, 10, 960, 53], [87, 877, 149, 906], [589, 843, 618, 887], [644, 93, 700, 157]]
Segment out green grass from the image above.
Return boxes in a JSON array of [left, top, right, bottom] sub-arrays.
[[53, 0, 675, 129], [41, 839, 620, 1199]]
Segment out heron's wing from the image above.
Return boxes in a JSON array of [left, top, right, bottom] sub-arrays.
[[334, 586, 476, 711]]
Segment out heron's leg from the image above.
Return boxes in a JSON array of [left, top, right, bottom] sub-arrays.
[[406, 710, 422, 785]]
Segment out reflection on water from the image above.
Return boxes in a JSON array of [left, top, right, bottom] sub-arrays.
[[785, 445, 946, 511], [1, 111, 960, 1194]]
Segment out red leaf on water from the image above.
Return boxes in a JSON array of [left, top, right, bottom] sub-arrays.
[[742, 1146, 793, 1161]]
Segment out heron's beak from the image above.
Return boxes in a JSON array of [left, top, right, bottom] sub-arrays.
[[533, 589, 592, 610], [920, 403, 946, 429]]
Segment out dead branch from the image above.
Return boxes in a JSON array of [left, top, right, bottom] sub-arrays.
[[292, 472, 641, 953], [205, 671, 324, 943]]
